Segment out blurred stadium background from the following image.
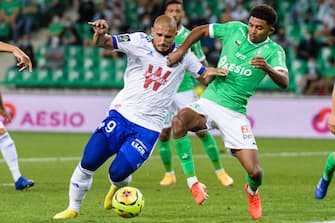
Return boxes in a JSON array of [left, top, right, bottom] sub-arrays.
[[0, 0, 333, 137], [0, 0, 334, 93], [0, 2, 335, 222]]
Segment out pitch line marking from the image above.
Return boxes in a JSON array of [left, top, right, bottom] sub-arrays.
[[0, 151, 330, 164]]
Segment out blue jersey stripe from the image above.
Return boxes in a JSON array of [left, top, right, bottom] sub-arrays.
[[112, 36, 118, 49], [197, 66, 206, 75]]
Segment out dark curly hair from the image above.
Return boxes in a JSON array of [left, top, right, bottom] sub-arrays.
[[249, 4, 278, 26], [162, 0, 184, 12]]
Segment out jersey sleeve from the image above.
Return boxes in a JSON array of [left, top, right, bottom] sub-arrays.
[[111, 32, 144, 55], [190, 40, 206, 62], [184, 51, 206, 78], [209, 21, 241, 39], [268, 45, 288, 72]]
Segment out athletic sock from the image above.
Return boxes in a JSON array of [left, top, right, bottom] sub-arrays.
[[158, 140, 173, 172], [323, 152, 335, 181], [174, 135, 195, 178], [0, 133, 21, 181], [68, 165, 93, 212], [199, 133, 222, 170], [246, 173, 263, 194]]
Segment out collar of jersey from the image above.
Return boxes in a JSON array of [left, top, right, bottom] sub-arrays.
[[246, 36, 270, 46]]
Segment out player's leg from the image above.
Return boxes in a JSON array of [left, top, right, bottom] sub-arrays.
[[172, 107, 208, 205], [104, 123, 160, 209], [53, 129, 112, 219], [315, 152, 335, 199], [0, 123, 34, 190], [158, 127, 176, 185], [209, 102, 261, 219], [233, 149, 262, 220], [196, 130, 233, 186], [104, 152, 134, 209], [158, 102, 178, 185]]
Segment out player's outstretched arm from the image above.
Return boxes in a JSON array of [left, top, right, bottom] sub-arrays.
[[168, 25, 210, 66], [0, 41, 32, 72], [198, 67, 228, 85], [88, 19, 114, 49], [328, 85, 335, 135]]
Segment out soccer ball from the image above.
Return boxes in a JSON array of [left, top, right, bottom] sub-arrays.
[[112, 186, 144, 218]]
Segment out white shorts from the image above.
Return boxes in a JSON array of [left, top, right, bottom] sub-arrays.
[[163, 90, 198, 128], [188, 98, 258, 150]]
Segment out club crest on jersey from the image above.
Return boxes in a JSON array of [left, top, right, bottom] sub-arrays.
[[143, 64, 171, 91], [117, 34, 131, 42], [235, 40, 241, 46]]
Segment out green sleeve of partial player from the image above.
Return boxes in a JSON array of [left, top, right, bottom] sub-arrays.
[[190, 40, 205, 61]]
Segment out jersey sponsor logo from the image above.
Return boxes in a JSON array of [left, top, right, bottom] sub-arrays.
[[143, 64, 171, 91], [235, 52, 246, 59], [241, 125, 253, 140], [131, 138, 147, 156], [117, 34, 131, 42], [218, 56, 252, 76]]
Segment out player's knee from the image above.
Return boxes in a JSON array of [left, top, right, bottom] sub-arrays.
[[172, 114, 188, 138], [159, 128, 171, 141]]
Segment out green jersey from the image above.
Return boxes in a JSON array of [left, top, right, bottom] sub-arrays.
[[202, 21, 288, 114], [175, 26, 205, 92]]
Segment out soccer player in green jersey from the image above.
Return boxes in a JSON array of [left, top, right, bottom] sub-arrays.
[[315, 84, 335, 199], [167, 4, 289, 220], [158, 0, 233, 194]]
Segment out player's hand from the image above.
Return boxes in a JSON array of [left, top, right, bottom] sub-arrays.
[[328, 114, 335, 135], [202, 67, 229, 78], [88, 19, 109, 35], [250, 56, 270, 71], [13, 48, 32, 72], [167, 48, 186, 67], [0, 108, 11, 123]]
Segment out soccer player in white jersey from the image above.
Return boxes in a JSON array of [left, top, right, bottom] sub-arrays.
[[158, 0, 234, 190], [167, 4, 289, 220], [0, 41, 34, 190], [53, 15, 228, 219]]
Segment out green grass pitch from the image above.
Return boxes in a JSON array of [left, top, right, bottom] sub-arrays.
[[0, 132, 334, 223]]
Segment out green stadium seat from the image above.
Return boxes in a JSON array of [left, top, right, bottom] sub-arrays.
[[50, 69, 67, 87], [65, 67, 84, 87], [3, 68, 20, 85]]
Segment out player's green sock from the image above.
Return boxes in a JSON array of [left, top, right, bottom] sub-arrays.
[[323, 152, 335, 181], [246, 173, 263, 192], [174, 135, 195, 178], [158, 140, 173, 172], [199, 132, 222, 170]]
